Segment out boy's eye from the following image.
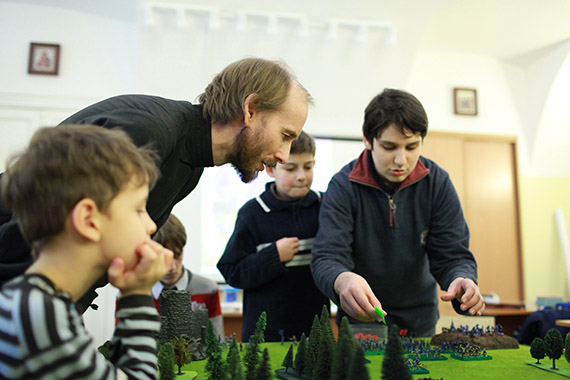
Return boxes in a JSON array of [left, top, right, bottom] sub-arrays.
[[382, 145, 395, 150], [407, 144, 420, 151]]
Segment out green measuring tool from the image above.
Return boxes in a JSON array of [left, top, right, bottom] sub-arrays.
[[374, 305, 387, 325]]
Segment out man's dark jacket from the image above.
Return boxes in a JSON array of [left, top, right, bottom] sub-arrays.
[[0, 94, 214, 312]]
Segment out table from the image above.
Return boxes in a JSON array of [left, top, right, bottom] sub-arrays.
[[482, 306, 534, 336], [223, 311, 339, 340], [183, 342, 568, 380], [556, 319, 570, 328]]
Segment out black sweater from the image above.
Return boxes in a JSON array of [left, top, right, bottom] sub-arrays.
[[218, 183, 330, 342], [0, 95, 214, 311]]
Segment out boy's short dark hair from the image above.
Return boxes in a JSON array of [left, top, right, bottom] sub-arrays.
[[289, 131, 316, 156], [362, 88, 428, 143], [152, 214, 186, 258], [198, 57, 313, 125], [1, 125, 159, 251]]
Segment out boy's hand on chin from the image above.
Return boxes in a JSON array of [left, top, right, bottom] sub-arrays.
[[108, 241, 173, 297]]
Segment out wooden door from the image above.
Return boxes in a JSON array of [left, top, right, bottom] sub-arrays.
[[421, 132, 523, 316]]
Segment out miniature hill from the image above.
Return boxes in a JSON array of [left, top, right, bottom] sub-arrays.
[[430, 329, 519, 350]]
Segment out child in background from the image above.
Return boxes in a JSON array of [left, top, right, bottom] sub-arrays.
[[0, 125, 172, 379], [217, 131, 330, 342], [151, 214, 224, 339]]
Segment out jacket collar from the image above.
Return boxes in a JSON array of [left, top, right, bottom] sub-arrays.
[[256, 182, 321, 213], [348, 150, 430, 191], [183, 103, 215, 168]]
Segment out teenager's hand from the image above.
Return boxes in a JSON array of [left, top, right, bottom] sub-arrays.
[[108, 240, 173, 296], [276, 237, 300, 263], [334, 272, 386, 323], [440, 277, 486, 315]]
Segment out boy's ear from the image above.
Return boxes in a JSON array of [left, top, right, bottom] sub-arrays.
[[266, 165, 276, 178], [363, 136, 372, 150], [243, 93, 258, 122], [70, 198, 101, 242]]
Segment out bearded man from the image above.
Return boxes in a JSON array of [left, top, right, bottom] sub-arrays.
[[0, 57, 312, 312]]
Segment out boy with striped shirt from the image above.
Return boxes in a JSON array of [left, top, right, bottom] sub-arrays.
[[0, 125, 173, 379]]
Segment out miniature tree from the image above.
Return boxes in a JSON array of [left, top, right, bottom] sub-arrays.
[[566, 333, 570, 364], [331, 317, 355, 380], [304, 315, 321, 379], [381, 325, 412, 380], [544, 328, 564, 370], [244, 312, 267, 380], [530, 337, 546, 364], [173, 336, 190, 375], [205, 319, 226, 380], [226, 333, 244, 380], [254, 348, 272, 380], [319, 305, 336, 348], [293, 332, 307, 375], [282, 344, 294, 373], [314, 323, 334, 380], [348, 346, 370, 380], [158, 342, 176, 380]]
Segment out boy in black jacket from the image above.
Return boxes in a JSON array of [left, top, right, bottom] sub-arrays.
[[218, 131, 329, 342]]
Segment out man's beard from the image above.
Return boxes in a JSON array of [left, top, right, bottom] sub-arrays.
[[228, 126, 276, 183]]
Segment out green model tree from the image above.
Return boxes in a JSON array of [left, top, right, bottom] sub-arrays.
[[158, 342, 175, 380], [530, 337, 546, 364], [331, 317, 355, 380], [348, 346, 370, 380], [244, 312, 267, 380], [173, 336, 190, 375], [304, 315, 321, 380], [254, 348, 272, 380], [319, 305, 336, 348], [226, 333, 244, 380], [544, 328, 564, 370], [314, 323, 334, 380], [565, 333, 570, 364], [282, 344, 294, 373], [205, 319, 226, 380], [381, 325, 412, 380], [293, 332, 307, 376]]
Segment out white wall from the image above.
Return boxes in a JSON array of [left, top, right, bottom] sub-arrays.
[[0, 0, 139, 98]]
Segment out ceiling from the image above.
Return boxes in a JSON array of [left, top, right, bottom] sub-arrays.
[[420, 0, 570, 60], [5, 0, 570, 61]]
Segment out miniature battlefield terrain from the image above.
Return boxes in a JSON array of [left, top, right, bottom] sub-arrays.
[[430, 322, 519, 350], [100, 290, 570, 379]]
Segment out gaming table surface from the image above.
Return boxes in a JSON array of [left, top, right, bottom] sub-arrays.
[[178, 342, 569, 380]]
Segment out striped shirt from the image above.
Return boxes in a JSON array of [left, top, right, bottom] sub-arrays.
[[0, 274, 160, 380]]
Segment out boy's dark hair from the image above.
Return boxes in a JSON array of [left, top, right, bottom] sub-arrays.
[[289, 131, 316, 156], [1, 125, 159, 251], [362, 88, 428, 143], [199, 57, 313, 125], [152, 214, 186, 258]]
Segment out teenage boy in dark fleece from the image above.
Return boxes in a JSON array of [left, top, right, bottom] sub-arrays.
[[312, 89, 485, 337]]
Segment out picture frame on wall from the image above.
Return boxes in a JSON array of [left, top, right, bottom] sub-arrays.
[[453, 88, 477, 116], [28, 42, 60, 75]]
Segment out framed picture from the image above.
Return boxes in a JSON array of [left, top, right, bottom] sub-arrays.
[[453, 88, 477, 116], [28, 42, 60, 75]]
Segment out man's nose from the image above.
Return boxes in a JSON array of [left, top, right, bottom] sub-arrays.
[[273, 144, 291, 164]]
